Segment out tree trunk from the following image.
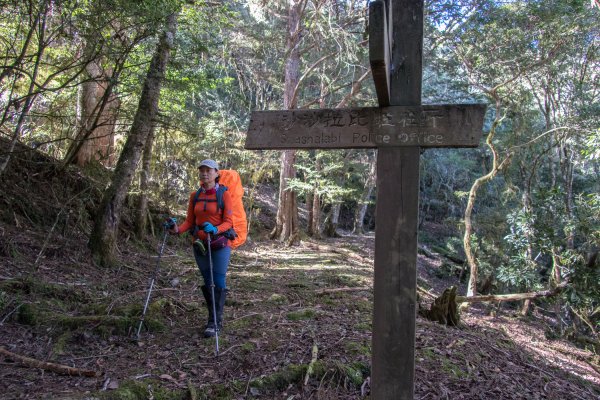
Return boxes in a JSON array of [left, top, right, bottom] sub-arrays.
[[271, 150, 300, 245], [353, 153, 376, 234], [73, 62, 120, 167], [464, 97, 511, 297], [135, 125, 156, 239], [89, 13, 177, 267], [551, 249, 562, 286], [560, 144, 575, 249], [306, 190, 314, 234], [307, 154, 322, 238], [270, 0, 303, 245], [63, 54, 121, 168], [324, 203, 341, 237], [310, 188, 322, 238]]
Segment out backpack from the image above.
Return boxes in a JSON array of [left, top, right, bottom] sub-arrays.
[[192, 169, 247, 249]]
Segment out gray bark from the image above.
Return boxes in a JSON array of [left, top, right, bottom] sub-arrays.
[[135, 125, 156, 238], [324, 203, 341, 237], [270, 0, 303, 245], [353, 153, 376, 234], [307, 154, 322, 238]]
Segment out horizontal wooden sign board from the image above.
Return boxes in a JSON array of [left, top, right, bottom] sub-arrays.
[[245, 104, 486, 150]]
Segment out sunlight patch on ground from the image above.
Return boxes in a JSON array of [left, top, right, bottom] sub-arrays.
[[233, 271, 268, 278], [471, 314, 600, 386]]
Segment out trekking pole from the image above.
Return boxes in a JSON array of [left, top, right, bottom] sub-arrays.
[[136, 218, 176, 339], [206, 233, 220, 356]]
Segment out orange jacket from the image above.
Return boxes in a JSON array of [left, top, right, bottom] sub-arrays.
[[177, 185, 234, 241]]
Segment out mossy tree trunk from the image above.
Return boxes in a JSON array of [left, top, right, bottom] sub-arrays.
[[135, 125, 156, 239], [89, 13, 177, 266]]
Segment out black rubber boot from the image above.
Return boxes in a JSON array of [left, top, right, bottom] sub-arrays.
[[200, 285, 216, 338], [214, 287, 228, 331]]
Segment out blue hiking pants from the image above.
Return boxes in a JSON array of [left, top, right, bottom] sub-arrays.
[[193, 245, 231, 289]]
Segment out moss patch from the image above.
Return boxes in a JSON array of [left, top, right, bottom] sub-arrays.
[[98, 379, 188, 400], [250, 363, 308, 391], [16, 303, 39, 325], [345, 341, 371, 356], [286, 308, 316, 321], [0, 277, 90, 303], [227, 313, 263, 331], [321, 272, 362, 287], [267, 293, 288, 304]]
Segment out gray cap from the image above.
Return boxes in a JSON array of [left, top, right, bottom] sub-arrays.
[[198, 159, 219, 170]]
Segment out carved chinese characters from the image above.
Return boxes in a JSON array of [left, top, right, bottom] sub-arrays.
[[246, 104, 485, 149]]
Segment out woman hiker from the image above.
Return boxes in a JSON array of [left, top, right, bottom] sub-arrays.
[[168, 159, 233, 338]]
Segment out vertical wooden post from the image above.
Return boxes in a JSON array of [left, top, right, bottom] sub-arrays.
[[371, 0, 423, 398]]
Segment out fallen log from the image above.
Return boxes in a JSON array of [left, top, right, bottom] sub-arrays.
[[0, 347, 97, 377], [317, 286, 435, 297], [456, 283, 568, 304]]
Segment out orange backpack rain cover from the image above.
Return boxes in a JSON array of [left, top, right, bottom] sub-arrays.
[[219, 170, 247, 249]]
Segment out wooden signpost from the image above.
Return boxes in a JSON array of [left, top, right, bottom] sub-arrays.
[[245, 0, 485, 398]]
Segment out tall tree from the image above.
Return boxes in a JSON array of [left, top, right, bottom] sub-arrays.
[[134, 124, 156, 238], [353, 150, 376, 234], [270, 0, 305, 245], [443, 0, 598, 297], [89, 12, 178, 266], [72, 59, 121, 167]]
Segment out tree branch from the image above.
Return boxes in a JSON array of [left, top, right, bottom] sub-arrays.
[[0, 347, 98, 377]]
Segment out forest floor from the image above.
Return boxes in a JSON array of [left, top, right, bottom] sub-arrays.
[[0, 143, 599, 399], [1, 227, 600, 399]]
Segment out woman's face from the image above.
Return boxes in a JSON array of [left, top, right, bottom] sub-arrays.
[[199, 166, 218, 185]]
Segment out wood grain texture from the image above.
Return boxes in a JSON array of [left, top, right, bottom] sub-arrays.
[[369, 0, 390, 106], [371, 1, 423, 398], [372, 147, 420, 399], [246, 104, 485, 149]]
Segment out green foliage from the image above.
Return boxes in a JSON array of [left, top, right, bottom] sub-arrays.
[[289, 150, 364, 209], [345, 341, 371, 356]]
